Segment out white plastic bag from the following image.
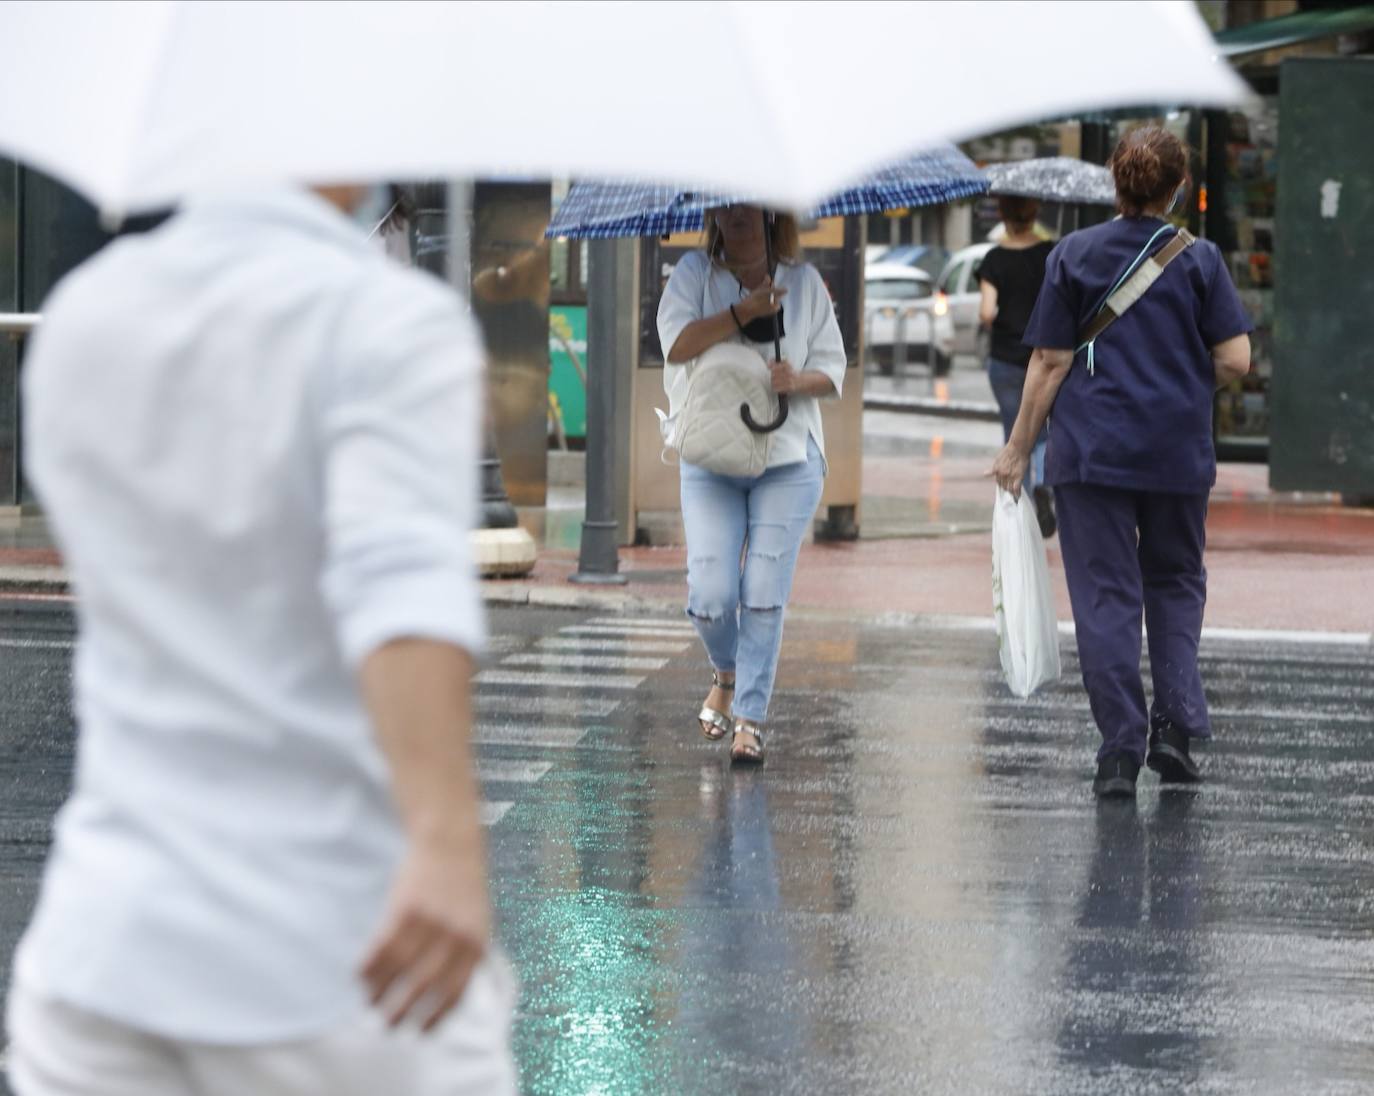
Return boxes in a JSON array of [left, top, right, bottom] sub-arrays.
[[991, 487, 1062, 698]]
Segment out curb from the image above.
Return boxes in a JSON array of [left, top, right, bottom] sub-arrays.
[[481, 580, 682, 617], [8, 571, 1371, 647], [863, 394, 1002, 422], [0, 566, 69, 596]]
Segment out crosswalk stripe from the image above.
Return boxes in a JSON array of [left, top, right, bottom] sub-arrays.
[[473, 724, 590, 749], [584, 616, 694, 631], [536, 637, 690, 655], [0, 637, 74, 650], [560, 626, 696, 640], [476, 669, 644, 691], [501, 652, 669, 672], [476, 694, 621, 719], [481, 802, 514, 826], [477, 760, 553, 784]]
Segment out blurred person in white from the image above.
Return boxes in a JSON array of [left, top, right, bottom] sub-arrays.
[[4, 183, 516, 1095]]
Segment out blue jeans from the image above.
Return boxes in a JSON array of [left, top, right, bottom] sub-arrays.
[[680, 439, 825, 723], [987, 357, 1047, 492]]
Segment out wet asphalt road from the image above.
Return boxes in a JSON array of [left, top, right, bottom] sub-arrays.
[[2, 600, 1374, 1094]]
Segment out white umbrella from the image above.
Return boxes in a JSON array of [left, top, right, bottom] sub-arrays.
[[0, 0, 1248, 216]]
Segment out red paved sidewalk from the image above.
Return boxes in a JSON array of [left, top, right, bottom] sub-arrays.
[[5, 462, 1373, 634], [508, 459, 1374, 635]]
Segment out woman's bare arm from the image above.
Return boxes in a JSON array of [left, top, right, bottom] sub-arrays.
[[990, 347, 1074, 497], [978, 280, 998, 328], [666, 280, 787, 363], [1211, 333, 1251, 386]]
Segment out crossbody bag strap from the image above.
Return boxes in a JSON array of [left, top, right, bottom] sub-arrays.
[[1078, 228, 1196, 346]]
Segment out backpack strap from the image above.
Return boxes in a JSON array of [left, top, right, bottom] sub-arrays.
[[1078, 228, 1196, 346]]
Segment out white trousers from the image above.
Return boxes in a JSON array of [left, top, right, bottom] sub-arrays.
[[5, 961, 517, 1096]]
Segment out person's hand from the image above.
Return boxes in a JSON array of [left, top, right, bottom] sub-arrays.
[[990, 443, 1030, 499], [360, 838, 491, 1032], [737, 277, 787, 323], [769, 359, 799, 394]]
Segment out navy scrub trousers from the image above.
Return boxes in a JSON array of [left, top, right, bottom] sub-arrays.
[[1054, 483, 1212, 763]]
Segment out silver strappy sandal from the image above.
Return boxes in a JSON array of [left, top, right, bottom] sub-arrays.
[[698, 671, 734, 741], [730, 719, 765, 765]]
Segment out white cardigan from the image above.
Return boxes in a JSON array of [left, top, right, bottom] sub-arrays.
[[657, 250, 847, 472]]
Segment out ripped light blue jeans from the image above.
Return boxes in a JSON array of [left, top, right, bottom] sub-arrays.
[[680, 437, 825, 724]]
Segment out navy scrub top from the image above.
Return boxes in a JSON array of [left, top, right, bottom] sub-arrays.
[[1023, 217, 1253, 495]]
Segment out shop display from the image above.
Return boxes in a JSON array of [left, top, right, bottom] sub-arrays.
[[1214, 99, 1277, 447]]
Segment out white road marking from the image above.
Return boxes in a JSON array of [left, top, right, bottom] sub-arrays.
[[913, 614, 1372, 647], [501, 652, 669, 672], [481, 801, 514, 826], [476, 670, 645, 691], [473, 724, 590, 749], [560, 625, 697, 640], [476, 693, 621, 719], [536, 637, 690, 655], [0, 637, 74, 650], [584, 616, 694, 631], [477, 760, 554, 784]]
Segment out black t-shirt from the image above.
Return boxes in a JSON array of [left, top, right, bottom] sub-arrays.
[[977, 240, 1054, 368]]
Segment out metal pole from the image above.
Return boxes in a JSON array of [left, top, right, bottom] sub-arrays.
[[446, 179, 472, 299], [570, 238, 627, 585], [411, 181, 522, 532]]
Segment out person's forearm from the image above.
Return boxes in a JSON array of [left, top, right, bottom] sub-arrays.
[[360, 638, 483, 854], [667, 309, 741, 363], [1008, 350, 1072, 454], [1211, 333, 1251, 387], [794, 371, 836, 398]]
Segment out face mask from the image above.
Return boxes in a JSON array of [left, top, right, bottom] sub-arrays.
[[1167, 183, 1187, 214], [739, 305, 786, 344], [351, 183, 395, 236]]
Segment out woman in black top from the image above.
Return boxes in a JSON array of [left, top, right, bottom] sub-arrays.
[[978, 196, 1056, 536]]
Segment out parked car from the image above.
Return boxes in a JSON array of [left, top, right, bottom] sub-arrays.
[[871, 244, 951, 281], [863, 262, 955, 375], [933, 242, 994, 359]]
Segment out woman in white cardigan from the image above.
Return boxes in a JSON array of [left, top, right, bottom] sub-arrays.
[[657, 204, 845, 764]]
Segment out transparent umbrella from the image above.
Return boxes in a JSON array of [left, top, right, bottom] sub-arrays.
[[984, 157, 1118, 207]]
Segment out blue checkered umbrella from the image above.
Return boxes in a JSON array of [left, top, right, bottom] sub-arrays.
[[545, 145, 987, 239]]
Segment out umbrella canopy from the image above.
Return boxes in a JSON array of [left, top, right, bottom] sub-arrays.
[[545, 146, 988, 240], [0, 1, 1248, 217], [984, 157, 1117, 206]]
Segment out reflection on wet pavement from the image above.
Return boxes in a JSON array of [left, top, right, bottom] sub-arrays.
[[3, 603, 1373, 1095], [487, 612, 1374, 1095]]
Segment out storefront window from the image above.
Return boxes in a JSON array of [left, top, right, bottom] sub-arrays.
[[1211, 98, 1278, 451]]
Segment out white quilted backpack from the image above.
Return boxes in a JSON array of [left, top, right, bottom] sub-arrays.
[[657, 342, 776, 478]]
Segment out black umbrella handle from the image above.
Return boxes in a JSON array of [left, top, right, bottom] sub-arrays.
[[743, 210, 789, 435], [741, 394, 789, 433]]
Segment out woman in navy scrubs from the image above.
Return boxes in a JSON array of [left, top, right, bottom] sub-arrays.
[[991, 127, 1253, 799]]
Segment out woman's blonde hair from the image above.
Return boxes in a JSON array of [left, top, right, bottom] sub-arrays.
[[703, 208, 802, 268]]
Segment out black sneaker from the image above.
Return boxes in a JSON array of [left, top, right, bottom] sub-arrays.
[[1032, 485, 1057, 538], [1147, 725, 1203, 784], [1093, 753, 1141, 799]]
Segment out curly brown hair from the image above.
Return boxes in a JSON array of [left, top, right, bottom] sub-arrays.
[[1110, 126, 1189, 217]]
